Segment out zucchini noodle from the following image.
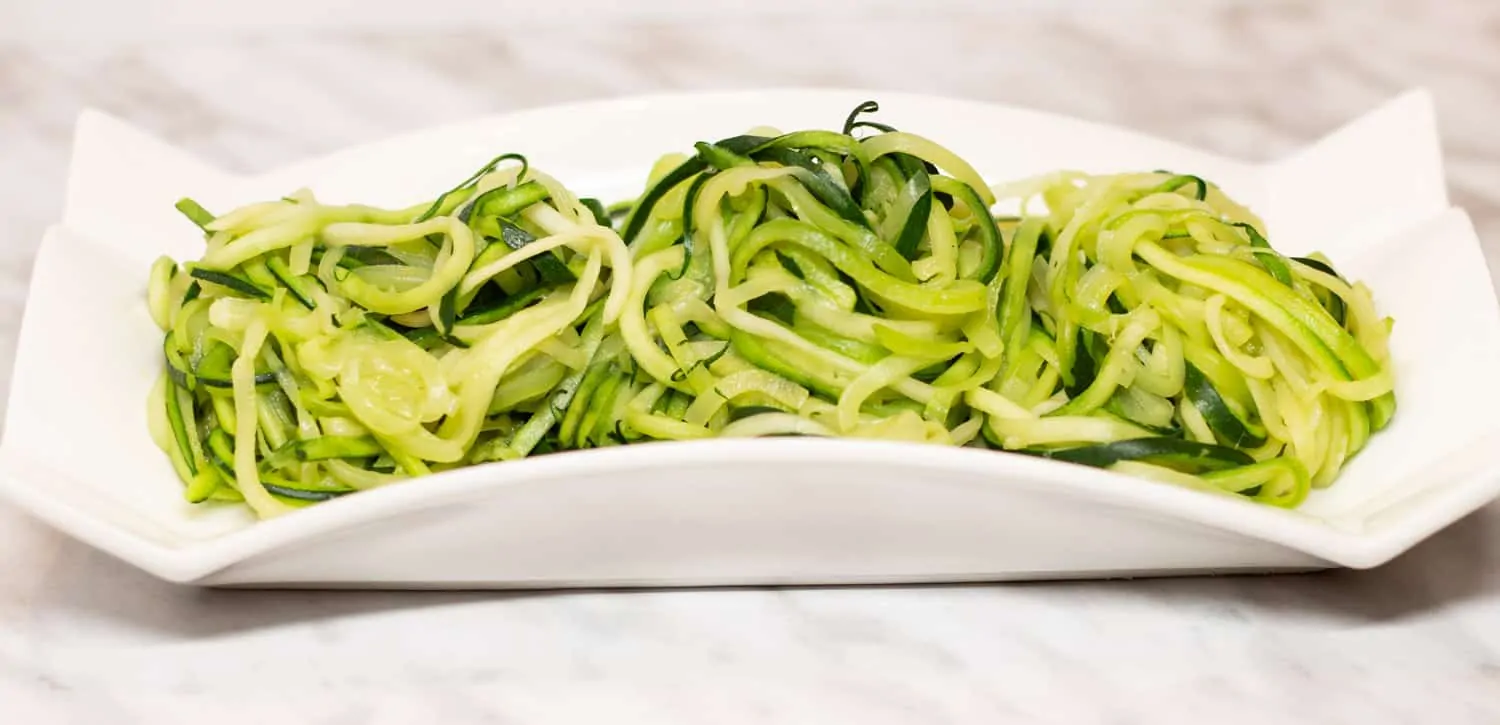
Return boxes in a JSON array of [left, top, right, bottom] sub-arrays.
[[147, 102, 1394, 516]]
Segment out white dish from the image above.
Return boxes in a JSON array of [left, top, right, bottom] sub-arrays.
[[3, 89, 1498, 588]]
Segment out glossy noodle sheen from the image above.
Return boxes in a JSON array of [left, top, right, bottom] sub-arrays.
[[146, 102, 1394, 517]]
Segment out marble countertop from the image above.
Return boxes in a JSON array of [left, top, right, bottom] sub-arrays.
[[5, 1, 1500, 722]]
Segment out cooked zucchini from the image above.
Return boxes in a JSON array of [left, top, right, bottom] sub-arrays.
[[148, 101, 1394, 517]]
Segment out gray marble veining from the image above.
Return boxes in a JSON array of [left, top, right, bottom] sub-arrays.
[[4, 1, 1500, 722]]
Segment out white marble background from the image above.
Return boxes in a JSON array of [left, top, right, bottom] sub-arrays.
[[4, 1, 1500, 722]]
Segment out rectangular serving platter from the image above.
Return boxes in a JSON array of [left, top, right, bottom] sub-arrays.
[[3, 89, 1498, 588]]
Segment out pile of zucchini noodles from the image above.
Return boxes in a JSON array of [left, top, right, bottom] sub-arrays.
[[146, 101, 1394, 518]]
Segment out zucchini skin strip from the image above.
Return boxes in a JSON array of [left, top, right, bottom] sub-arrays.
[[1035, 437, 1254, 472], [1183, 363, 1267, 448]]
